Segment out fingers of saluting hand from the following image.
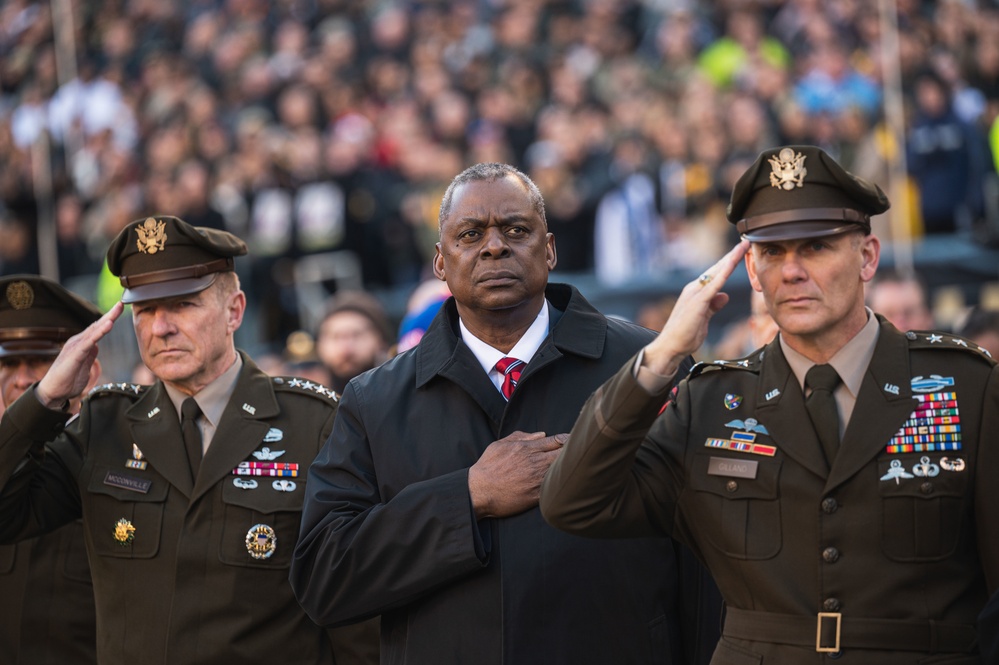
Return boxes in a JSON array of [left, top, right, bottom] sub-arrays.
[[646, 240, 750, 373], [36, 301, 125, 408]]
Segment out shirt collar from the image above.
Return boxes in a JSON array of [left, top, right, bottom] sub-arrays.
[[164, 353, 243, 427], [459, 301, 550, 375], [781, 307, 880, 398]]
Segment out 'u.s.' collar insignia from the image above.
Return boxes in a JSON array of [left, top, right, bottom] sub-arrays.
[[768, 148, 807, 190], [263, 428, 284, 443], [911, 375, 955, 393], [253, 446, 285, 460], [245, 524, 276, 560], [883, 383, 899, 395], [880, 459, 914, 485], [135, 217, 166, 254], [940, 457, 966, 472], [725, 418, 770, 435], [724, 394, 742, 410], [6, 280, 33, 309], [114, 518, 136, 546], [233, 478, 258, 490], [272, 479, 297, 492], [242, 403, 256, 415]]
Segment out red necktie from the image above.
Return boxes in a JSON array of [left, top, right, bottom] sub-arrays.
[[495, 357, 524, 400]]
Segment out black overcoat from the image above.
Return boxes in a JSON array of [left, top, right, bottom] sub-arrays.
[[292, 284, 714, 665]]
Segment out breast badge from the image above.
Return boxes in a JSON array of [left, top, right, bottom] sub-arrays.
[[252, 446, 285, 460], [245, 524, 277, 560], [114, 518, 136, 546], [880, 459, 914, 485]]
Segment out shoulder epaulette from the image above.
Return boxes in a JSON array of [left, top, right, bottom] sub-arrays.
[[87, 382, 149, 398], [689, 349, 766, 380], [272, 376, 339, 403], [904, 330, 995, 364]]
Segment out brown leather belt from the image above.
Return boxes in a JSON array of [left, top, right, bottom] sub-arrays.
[[723, 607, 978, 653]]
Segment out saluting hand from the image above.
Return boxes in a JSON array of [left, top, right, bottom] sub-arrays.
[[36, 301, 124, 410], [644, 239, 751, 377], [468, 430, 568, 519]]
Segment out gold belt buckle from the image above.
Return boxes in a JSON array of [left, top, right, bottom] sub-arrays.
[[816, 612, 842, 653]]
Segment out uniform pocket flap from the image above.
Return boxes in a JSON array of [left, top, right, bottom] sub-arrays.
[[87, 466, 169, 502], [689, 454, 781, 500]]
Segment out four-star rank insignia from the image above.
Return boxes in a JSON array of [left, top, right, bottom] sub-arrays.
[[114, 518, 136, 546], [245, 524, 277, 560], [135, 217, 167, 254], [769, 147, 807, 190]]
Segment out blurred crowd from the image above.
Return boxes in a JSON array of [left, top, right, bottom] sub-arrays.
[[2, 0, 999, 370]]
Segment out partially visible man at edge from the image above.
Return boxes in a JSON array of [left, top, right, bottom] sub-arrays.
[[291, 162, 722, 664], [0, 275, 102, 664], [541, 145, 997, 663], [0, 216, 378, 664]]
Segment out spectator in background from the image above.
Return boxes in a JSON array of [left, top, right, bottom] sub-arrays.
[[957, 306, 999, 356], [906, 68, 993, 235], [314, 290, 393, 394], [866, 269, 936, 332]]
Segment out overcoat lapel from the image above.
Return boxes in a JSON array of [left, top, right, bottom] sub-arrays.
[[191, 361, 279, 503], [753, 342, 829, 480], [827, 323, 918, 492], [127, 384, 193, 498]]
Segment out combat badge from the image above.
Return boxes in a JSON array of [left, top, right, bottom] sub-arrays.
[[263, 428, 284, 443], [940, 457, 966, 472], [114, 518, 136, 546], [233, 478, 258, 490], [245, 524, 276, 560]]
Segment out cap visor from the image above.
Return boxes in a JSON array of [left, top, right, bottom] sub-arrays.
[[121, 274, 218, 304], [742, 221, 863, 242]]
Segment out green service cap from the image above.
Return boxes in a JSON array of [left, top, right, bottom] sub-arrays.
[[727, 145, 890, 241], [106, 215, 247, 304], [0, 275, 102, 357]]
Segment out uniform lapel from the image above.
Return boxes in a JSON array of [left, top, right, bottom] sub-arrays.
[[127, 383, 194, 498], [753, 342, 830, 480], [826, 323, 918, 492], [191, 363, 278, 503]]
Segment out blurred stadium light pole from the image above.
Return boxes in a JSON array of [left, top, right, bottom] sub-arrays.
[[878, 0, 915, 275], [34, 0, 81, 281]]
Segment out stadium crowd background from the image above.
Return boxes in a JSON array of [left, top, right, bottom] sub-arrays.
[[1, 0, 998, 380]]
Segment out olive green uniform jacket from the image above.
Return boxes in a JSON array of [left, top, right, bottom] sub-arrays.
[[0, 522, 97, 663], [541, 317, 998, 664], [0, 352, 377, 665]]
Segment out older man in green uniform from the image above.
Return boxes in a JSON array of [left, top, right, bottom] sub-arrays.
[[542, 146, 997, 663], [0, 216, 377, 664], [0, 275, 101, 663]]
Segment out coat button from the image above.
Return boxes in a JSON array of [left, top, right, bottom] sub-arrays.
[[920, 482, 934, 494], [821, 497, 838, 514], [726, 480, 738, 492], [823, 597, 842, 611], [822, 547, 840, 563]]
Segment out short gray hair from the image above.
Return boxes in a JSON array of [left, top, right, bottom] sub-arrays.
[[438, 163, 546, 236]]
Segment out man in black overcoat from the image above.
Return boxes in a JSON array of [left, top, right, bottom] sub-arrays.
[[292, 163, 721, 665]]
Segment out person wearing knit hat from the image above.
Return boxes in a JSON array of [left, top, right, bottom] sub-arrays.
[[314, 290, 393, 394], [0, 215, 378, 665], [0, 274, 101, 664], [543, 145, 997, 662]]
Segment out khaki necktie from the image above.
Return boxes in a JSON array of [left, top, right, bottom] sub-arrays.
[[181, 397, 203, 481], [805, 364, 841, 465]]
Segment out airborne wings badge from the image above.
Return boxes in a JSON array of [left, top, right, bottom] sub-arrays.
[[135, 217, 167, 254], [769, 148, 807, 191]]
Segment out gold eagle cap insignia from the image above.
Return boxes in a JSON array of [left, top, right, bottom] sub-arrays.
[[135, 217, 167, 254], [5, 281, 34, 310], [768, 148, 807, 191]]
